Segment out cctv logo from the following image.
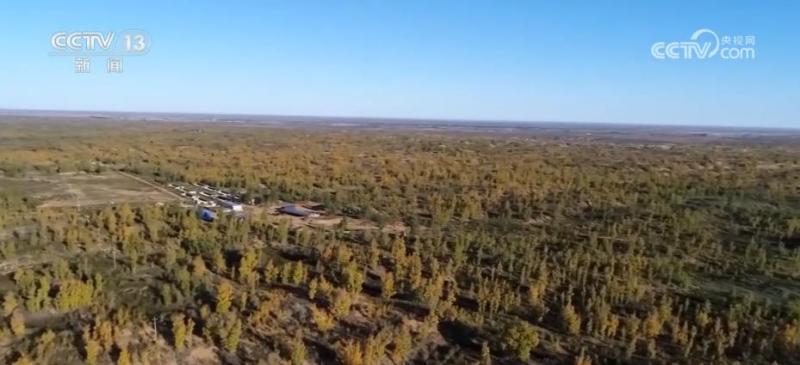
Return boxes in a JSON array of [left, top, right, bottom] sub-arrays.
[[51, 32, 115, 51], [651, 28, 755, 60], [651, 29, 719, 60], [50, 30, 150, 55]]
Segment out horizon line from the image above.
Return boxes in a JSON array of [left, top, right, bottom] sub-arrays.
[[0, 107, 797, 132]]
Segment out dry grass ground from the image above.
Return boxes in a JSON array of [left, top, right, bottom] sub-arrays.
[[0, 171, 177, 208]]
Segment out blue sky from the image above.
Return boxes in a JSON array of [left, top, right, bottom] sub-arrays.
[[0, 1, 797, 128]]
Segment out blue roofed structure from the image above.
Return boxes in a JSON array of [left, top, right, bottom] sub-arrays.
[[198, 208, 217, 222]]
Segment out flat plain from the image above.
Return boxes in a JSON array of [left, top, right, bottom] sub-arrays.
[[0, 114, 799, 365]]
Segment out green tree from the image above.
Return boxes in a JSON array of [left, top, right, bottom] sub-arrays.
[[238, 247, 258, 284], [311, 306, 336, 332], [503, 321, 539, 361], [117, 345, 131, 365], [192, 255, 207, 277], [331, 289, 352, 318], [291, 261, 306, 286], [84, 338, 101, 365], [216, 281, 234, 314], [172, 313, 187, 350], [223, 318, 242, 352], [562, 302, 582, 335], [391, 326, 412, 364], [290, 329, 306, 365], [381, 272, 396, 301]]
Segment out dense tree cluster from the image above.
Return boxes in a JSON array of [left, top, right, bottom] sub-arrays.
[[0, 119, 798, 364]]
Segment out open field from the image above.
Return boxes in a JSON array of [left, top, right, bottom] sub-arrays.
[[0, 171, 177, 208]]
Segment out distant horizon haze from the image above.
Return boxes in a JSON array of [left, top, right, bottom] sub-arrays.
[[2, 107, 797, 132]]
